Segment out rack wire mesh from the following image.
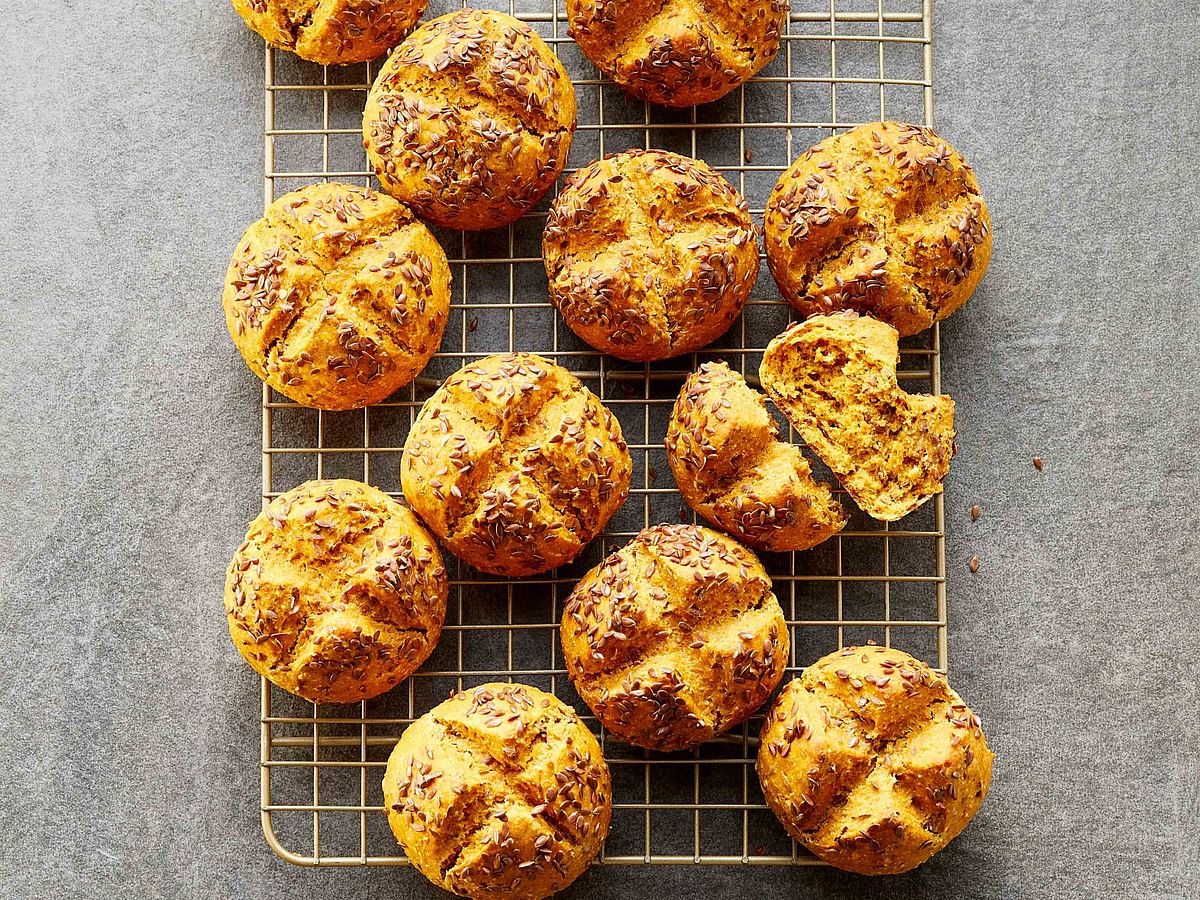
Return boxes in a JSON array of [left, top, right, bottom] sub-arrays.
[[256, 0, 944, 867]]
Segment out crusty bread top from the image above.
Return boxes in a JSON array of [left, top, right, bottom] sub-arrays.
[[364, 9, 576, 230], [225, 479, 447, 704], [231, 0, 427, 65], [764, 121, 992, 337], [665, 361, 846, 551], [383, 682, 610, 900], [401, 353, 631, 577], [760, 314, 955, 521], [562, 524, 788, 751], [543, 149, 758, 361], [223, 181, 451, 410], [566, 0, 787, 107], [757, 645, 993, 875]]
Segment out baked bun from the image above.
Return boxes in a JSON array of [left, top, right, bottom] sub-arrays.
[[363, 9, 576, 230], [764, 121, 992, 336], [566, 0, 786, 107], [401, 353, 631, 576], [760, 314, 954, 521], [231, 0, 426, 64], [223, 182, 451, 410], [757, 645, 993, 874], [383, 682, 610, 899], [665, 362, 846, 551], [225, 479, 447, 704], [562, 524, 787, 751], [543, 150, 758, 361]]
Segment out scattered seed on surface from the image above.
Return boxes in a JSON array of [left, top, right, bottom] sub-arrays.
[[970, 505, 981, 522], [969, 556, 980, 573], [1033, 456, 1043, 471], [744, 148, 753, 164], [468, 316, 478, 333]]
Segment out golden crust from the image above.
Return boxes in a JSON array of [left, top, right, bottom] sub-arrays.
[[383, 683, 610, 900], [764, 121, 992, 336], [230, 0, 426, 65], [759, 314, 955, 521], [401, 353, 631, 576], [222, 182, 451, 410], [665, 362, 846, 551], [225, 479, 448, 704], [561, 524, 788, 751], [566, 0, 787, 107], [757, 645, 993, 875], [363, 9, 577, 230], [543, 150, 758, 362]]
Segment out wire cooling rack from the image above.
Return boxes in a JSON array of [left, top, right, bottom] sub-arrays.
[[255, 0, 944, 867]]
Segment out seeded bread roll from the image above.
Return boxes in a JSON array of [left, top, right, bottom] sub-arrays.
[[225, 479, 447, 704], [543, 150, 758, 362], [363, 9, 576, 231], [757, 645, 993, 874], [401, 353, 631, 577], [666, 362, 846, 551], [223, 182, 451, 410], [566, 0, 786, 107], [760, 314, 955, 521], [230, 0, 426, 64], [562, 524, 788, 751], [383, 683, 611, 899], [764, 122, 992, 337]]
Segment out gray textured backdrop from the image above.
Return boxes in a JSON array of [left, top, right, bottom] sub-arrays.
[[1, 1, 1198, 898]]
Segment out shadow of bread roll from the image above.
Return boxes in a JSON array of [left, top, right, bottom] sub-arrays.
[[764, 121, 991, 337], [760, 314, 954, 521], [383, 682, 610, 899], [231, 0, 427, 65], [225, 479, 448, 704], [665, 362, 845, 551], [757, 645, 993, 874]]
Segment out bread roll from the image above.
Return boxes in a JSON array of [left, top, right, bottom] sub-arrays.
[[231, 0, 426, 64]]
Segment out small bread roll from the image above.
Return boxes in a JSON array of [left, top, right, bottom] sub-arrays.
[[543, 150, 758, 361], [757, 645, 993, 874], [562, 524, 788, 751], [223, 182, 451, 410], [230, 0, 426, 65], [383, 683, 610, 899], [225, 479, 447, 704], [364, 9, 576, 230], [760, 314, 954, 521], [401, 353, 631, 576], [666, 362, 845, 551], [764, 121, 992, 336]]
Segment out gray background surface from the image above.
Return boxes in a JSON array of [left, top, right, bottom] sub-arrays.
[[1, 1, 1198, 898]]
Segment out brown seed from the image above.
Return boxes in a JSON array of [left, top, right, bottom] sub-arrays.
[[1033, 456, 1043, 471], [744, 148, 753, 164], [969, 556, 980, 573], [970, 505, 981, 522], [468, 316, 478, 333]]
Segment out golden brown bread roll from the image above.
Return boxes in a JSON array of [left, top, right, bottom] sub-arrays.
[[764, 121, 992, 337], [363, 9, 576, 230], [401, 353, 631, 577], [222, 182, 451, 410], [225, 479, 447, 704], [230, 0, 426, 64], [757, 645, 993, 874], [665, 362, 846, 551], [543, 149, 758, 361], [383, 682, 610, 899], [759, 314, 955, 521], [561, 524, 788, 751], [566, 0, 787, 107]]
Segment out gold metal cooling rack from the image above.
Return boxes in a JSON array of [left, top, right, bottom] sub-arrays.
[[256, 0, 944, 867]]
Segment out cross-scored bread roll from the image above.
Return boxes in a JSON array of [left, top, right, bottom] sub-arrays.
[[562, 524, 788, 751], [383, 683, 611, 899], [363, 9, 576, 230], [543, 149, 758, 361], [401, 353, 631, 577], [665, 362, 846, 551], [222, 182, 451, 410], [566, 0, 787, 107], [757, 645, 993, 874], [225, 479, 447, 704], [764, 121, 992, 337], [760, 314, 955, 521], [231, 0, 427, 65]]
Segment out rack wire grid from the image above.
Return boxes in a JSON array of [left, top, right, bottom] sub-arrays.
[[256, 0, 945, 868]]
